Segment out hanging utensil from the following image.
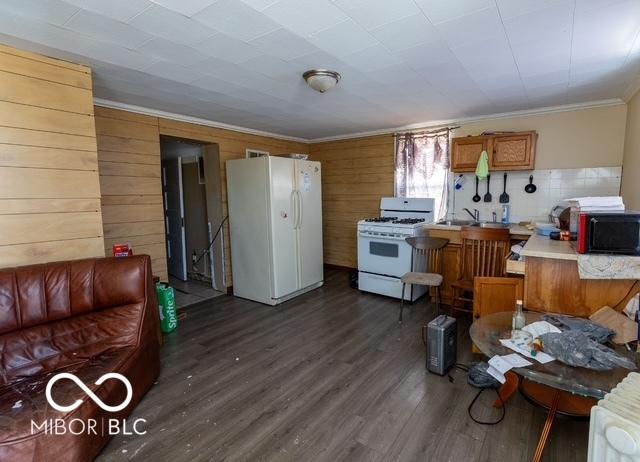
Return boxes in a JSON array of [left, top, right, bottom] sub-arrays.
[[483, 174, 492, 202], [525, 175, 537, 194], [499, 172, 509, 203], [472, 176, 481, 202]]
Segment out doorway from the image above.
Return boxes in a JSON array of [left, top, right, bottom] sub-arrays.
[[160, 136, 225, 307]]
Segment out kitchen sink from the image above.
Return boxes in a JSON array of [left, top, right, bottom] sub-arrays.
[[436, 219, 476, 226], [436, 220, 509, 229], [477, 222, 510, 229]]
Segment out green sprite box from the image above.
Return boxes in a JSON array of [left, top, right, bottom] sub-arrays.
[[156, 283, 177, 333]]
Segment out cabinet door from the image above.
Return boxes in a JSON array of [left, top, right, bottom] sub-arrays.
[[451, 136, 490, 172], [491, 132, 536, 170], [438, 243, 461, 305], [473, 277, 523, 320]]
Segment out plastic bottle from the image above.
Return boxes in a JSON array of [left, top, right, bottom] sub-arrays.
[[512, 299, 526, 330]]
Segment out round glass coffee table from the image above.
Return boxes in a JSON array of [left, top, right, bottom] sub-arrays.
[[470, 310, 637, 462]]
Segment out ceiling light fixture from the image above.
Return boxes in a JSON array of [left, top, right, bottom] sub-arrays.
[[303, 69, 341, 93]]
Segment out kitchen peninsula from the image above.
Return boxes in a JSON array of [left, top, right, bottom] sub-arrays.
[[424, 223, 640, 317], [521, 234, 640, 316]]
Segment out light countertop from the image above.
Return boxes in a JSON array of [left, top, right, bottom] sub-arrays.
[[424, 222, 534, 236], [519, 234, 578, 261], [520, 234, 640, 279]]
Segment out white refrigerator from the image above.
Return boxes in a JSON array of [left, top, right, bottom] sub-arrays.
[[226, 156, 324, 305]]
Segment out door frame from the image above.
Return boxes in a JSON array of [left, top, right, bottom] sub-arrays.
[[162, 156, 187, 281]]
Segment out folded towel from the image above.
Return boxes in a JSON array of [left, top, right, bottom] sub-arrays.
[[475, 150, 489, 179], [566, 196, 624, 208]]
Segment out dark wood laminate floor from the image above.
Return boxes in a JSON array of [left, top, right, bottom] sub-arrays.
[[97, 269, 588, 462]]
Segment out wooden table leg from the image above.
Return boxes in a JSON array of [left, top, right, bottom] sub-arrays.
[[494, 371, 519, 408], [532, 390, 561, 462]]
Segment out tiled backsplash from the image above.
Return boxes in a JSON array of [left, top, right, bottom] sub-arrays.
[[447, 166, 622, 224]]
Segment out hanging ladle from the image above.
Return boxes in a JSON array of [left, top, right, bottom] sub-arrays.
[[472, 176, 481, 202], [525, 175, 537, 194]]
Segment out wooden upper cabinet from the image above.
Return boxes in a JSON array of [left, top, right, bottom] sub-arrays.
[[451, 131, 537, 172], [491, 131, 537, 170], [450, 136, 490, 172]]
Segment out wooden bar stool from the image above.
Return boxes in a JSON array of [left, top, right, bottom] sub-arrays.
[[399, 236, 449, 323], [451, 226, 510, 314]]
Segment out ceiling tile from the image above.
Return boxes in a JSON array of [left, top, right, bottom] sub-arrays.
[[340, 44, 403, 71], [415, 0, 493, 24], [237, 54, 302, 79], [193, 0, 280, 41], [2, 0, 79, 26], [142, 60, 205, 83], [308, 20, 379, 57], [452, 37, 518, 80], [435, 7, 506, 49], [503, 2, 574, 45], [331, 0, 421, 30], [262, 0, 349, 37], [249, 28, 320, 61], [571, 0, 640, 66], [369, 14, 440, 52], [136, 37, 209, 66], [496, 0, 574, 20], [396, 41, 458, 71], [148, 0, 215, 17], [195, 33, 264, 64], [128, 4, 216, 46], [62, 0, 153, 22], [65, 9, 154, 49], [238, 0, 280, 11]]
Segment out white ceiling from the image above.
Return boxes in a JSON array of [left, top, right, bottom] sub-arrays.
[[1, 0, 639, 139]]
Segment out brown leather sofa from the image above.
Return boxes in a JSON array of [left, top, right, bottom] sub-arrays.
[[0, 255, 161, 461]]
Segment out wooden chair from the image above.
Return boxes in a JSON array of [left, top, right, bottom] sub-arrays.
[[399, 236, 449, 323], [451, 226, 511, 314]]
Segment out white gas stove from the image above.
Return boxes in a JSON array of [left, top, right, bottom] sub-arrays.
[[357, 197, 435, 301]]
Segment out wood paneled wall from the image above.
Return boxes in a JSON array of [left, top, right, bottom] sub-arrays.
[[94, 107, 167, 280], [308, 135, 394, 268], [157, 118, 308, 285], [0, 44, 104, 267], [94, 107, 308, 285]]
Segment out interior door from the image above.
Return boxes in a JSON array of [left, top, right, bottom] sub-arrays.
[[268, 157, 298, 298], [295, 160, 324, 288], [163, 158, 187, 281]]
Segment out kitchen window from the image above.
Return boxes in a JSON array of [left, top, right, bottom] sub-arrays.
[[394, 128, 451, 221]]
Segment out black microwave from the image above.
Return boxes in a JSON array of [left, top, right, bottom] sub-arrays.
[[577, 212, 640, 255]]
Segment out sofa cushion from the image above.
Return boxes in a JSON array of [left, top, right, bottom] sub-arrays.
[[0, 304, 142, 386], [0, 257, 148, 336], [0, 346, 134, 445]]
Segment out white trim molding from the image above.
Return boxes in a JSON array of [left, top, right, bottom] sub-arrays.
[[307, 98, 626, 143], [94, 97, 626, 144], [93, 98, 308, 143]]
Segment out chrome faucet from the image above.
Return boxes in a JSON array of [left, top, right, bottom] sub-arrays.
[[463, 208, 480, 222], [492, 211, 497, 223]]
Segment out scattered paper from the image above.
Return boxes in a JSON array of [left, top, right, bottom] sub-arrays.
[[500, 339, 555, 364], [489, 353, 533, 374], [522, 321, 561, 338], [486, 353, 533, 384], [486, 365, 506, 384]]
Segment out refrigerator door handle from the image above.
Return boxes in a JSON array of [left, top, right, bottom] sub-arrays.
[[296, 190, 303, 229], [290, 190, 297, 229]]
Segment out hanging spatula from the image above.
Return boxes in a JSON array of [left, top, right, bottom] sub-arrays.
[[499, 172, 509, 203], [483, 174, 492, 202]]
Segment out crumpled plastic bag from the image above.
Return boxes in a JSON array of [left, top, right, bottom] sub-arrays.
[[539, 331, 636, 371], [542, 314, 614, 343]]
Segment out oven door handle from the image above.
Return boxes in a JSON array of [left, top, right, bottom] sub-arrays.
[[358, 232, 408, 241]]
